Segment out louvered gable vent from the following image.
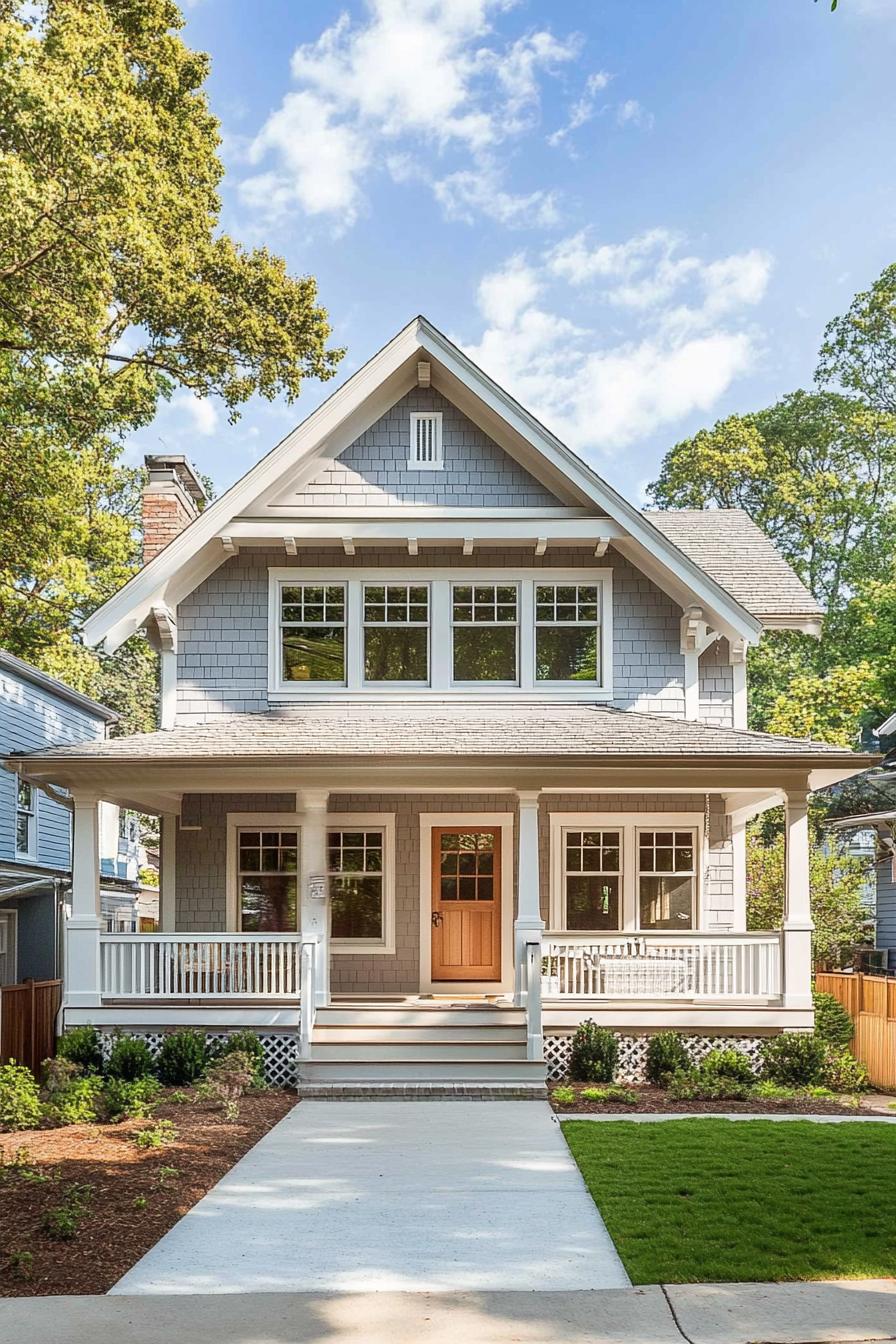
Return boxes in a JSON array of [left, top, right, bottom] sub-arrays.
[[408, 412, 443, 469]]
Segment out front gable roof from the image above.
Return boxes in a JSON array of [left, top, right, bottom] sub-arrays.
[[84, 316, 812, 652]]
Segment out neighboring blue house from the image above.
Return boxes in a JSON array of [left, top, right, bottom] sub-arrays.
[[0, 651, 130, 984], [823, 718, 896, 973]]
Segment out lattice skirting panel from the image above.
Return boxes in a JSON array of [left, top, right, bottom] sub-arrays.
[[543, 1032, 766, 1083], [98, 1030, 298, 1089]]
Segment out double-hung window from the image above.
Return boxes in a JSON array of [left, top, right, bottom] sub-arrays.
[[638, 830, 696, 930], [16, 780, 35, 857], [237, 829, 299, 931], [328, 825, 392, 949], [452, 583, 518, 683], [535, 584, 600, 683], [363, 584, 429, 683], [281, 583, 346, 683], [562, 830, 621, 930]]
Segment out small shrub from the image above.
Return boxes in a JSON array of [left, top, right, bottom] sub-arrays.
[[133, 1119, 177, 1149], [43, 1075, 103, 1126], [197, 1051, 256, 1120], [7, 1248, 33, 1279], [212, 1031, 266, 1086], [157, 1165, 179, 1187], [806, 1084, 836, 1099], [107, 1034, 156, 1082], [820, 1046, 869, 1093], [644, 1031, 690, 1086], [166, 1090, 190, 1104], [56, 1026, 104, 1075], [551, 1086, 576, 1106], [41, 1183, 92, 1241], [667, 1069, 753, 1102], [568, 1020, 618, 1083], [761, 1032, 826, 1087], [157, 1030, 208, 1086], [103, 1077, 162, 1121], [42, 1057, 81, 1094], [753, 1080, 797, 1101], [812, 991, 854, 1048], [0, 1061, 41, 1131], [133, 1196, 148, 1210], [581, 1085, 638, 1105], [700, 1048, 755, 1085]]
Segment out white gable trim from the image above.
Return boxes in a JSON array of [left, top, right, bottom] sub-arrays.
[[83, 316, 762, 652]]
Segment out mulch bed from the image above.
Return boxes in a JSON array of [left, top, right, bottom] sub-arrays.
[[0, 1089, 295, 1297], [550, 1081, 874, 1116]]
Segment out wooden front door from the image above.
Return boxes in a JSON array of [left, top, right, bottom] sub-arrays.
[[431, 827, 501, 981]]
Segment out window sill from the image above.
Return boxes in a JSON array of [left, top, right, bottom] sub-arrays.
[[269, 686, 614, 702]]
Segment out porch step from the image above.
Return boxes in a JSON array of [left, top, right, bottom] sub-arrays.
[[296, 1081, 548, 1100], [302, 1003, 544, 1087]]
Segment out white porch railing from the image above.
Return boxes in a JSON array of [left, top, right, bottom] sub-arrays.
[[542, 932, 783, 1000], [100, 933, 304, 999]]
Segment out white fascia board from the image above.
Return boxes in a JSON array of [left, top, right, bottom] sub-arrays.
[[417, 320, 762, 642], [82, 318, 424, 649], [876, 712, 896, 737], [222, 518, 626, 544]]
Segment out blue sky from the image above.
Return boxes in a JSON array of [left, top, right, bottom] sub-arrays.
[[131, 0, 896, 503]]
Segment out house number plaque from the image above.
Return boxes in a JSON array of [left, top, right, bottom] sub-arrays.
[[308, 874, 328, 901]]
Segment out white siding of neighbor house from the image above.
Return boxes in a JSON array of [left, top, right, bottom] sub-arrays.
[[175, 546, 732, 726], [289, 386, 564, 509]]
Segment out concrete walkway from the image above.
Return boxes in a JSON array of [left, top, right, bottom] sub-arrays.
[[3, 1282, 895, 1344], [110, 1101, 629, 1295]]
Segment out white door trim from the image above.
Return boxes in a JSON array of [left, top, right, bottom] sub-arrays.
[[417, 812, 515, 995]]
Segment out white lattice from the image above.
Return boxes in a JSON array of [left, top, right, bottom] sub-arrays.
[[98, 1029, 298, 1088], [544, 1032, 765, 1083]]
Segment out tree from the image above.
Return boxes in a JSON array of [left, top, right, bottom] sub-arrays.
[[0, 1, 341, 726], [747, 827, 871, 968], [818, 263, 896, 416]]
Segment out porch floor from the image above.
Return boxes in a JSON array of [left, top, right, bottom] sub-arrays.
[[110, 1100, 630, 1295]]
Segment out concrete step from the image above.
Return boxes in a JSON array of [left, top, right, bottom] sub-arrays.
[[310, 1041, 528, 1062], [311, 1025, 526, 1044], [295, 1081, 549, 1100], [298, 1059, 547, 1083]]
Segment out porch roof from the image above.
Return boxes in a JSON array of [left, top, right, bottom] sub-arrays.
[[8, 703, 871, 767]]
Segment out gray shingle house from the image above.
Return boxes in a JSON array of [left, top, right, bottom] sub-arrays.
[[8, 317, 872, 1090]]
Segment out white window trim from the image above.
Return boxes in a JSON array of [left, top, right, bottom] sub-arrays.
[[362, 582, 431, 688], [268, 567, 613, 701], [328, 812, 396, 955], [15, 780, 37, 860], [408, 411, 443, 470], [225, 810, 395, 954], [549, 812, 703, 933]]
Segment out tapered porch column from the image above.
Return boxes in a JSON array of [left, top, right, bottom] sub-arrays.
[[66, 792, 103, 1007], [514, 790, 544, 1006], [783, 786, 813, 1011], [299, 788, 330, 1007]]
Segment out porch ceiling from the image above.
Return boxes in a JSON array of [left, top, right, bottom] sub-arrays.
[[5, 704, 875, 813]]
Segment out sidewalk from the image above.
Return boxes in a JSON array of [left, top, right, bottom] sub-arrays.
[[1, 1281, 894, 1344]]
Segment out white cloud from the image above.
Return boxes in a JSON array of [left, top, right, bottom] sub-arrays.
[[433, 164, 559, 227], [241, 1, 579, 227], [547, 70, 612, 147], [616, 98, 654, 129], [175, 395, 219, 437], [462, 229, 772, 452]]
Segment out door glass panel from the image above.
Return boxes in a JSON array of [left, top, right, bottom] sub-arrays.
[[438, 831, 497, 901]]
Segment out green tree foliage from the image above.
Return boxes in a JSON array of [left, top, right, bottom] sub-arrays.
[[818, 263, 896, 417], [0, 1, 340, 725], [746, 826, 872, 968]]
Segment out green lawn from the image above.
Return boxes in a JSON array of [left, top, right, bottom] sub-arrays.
[[562, 1118, 896, 1284]]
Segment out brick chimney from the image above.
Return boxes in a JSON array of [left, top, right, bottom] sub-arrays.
[[142, 455, 207, 564]]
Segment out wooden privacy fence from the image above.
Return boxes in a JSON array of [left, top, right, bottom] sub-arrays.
[[0, 978, 62, 1075], [815, 972, 896, 1091]]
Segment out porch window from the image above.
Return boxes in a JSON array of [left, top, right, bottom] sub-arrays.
[[452, 583, 518, 683], [16, 780, 35, 857], [280, 583, 346, 683], [535, 584, 600, 683], [363, 583, 429, 683], [562, 829, 621, 930], [328, 829, 385, 943], [638, 829, 696, 930], [237, 829, 298, 931]]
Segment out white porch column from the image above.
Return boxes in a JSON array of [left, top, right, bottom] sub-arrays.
[[783, 786, 813, 1011], [514, 790, 544, 1006], [159, 813, 177, 932], [66, 793, 103, 1007], [299, 788, 330, 1007]]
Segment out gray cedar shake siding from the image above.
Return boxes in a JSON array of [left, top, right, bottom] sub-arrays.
[[174, 792, 734, 992], [176, 547, 732, 727], [290, 387, 564, 508]]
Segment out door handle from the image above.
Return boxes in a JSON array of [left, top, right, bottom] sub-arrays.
[[431, 911, 443, 927]]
